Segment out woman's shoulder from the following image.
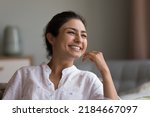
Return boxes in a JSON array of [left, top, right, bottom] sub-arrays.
[[76, 67, 100, 79], [9, 63, 49, 83], [78, 69, 96, 76], [75, 68, 102, 85], [16, 63, 49, 73]]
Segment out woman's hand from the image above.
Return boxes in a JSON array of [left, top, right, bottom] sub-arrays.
[[82, 51, 119, 100], [82, 51, 110, 76]]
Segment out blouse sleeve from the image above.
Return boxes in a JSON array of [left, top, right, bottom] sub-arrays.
[[2, 70, 23, 100], [89, 75, 121, 100]]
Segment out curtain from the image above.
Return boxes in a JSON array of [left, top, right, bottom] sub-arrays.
[[129, 0, 150, 59]]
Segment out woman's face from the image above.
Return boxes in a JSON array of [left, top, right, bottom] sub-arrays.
[[51, 19, 87, 60]]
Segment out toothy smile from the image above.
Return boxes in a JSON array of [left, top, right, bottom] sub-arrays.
[[69, 45, 81, 51]]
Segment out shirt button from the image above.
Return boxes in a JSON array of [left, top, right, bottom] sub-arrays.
[[46, 68, 50, 72], [49, 94, 53, 98], [48, 83, 51, 86]]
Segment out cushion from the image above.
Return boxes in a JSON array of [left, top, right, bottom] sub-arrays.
[[120, 81, 150, 100], [0, 83, 7, 99]]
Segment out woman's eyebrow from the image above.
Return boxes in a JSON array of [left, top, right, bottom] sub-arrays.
[[64, 27, 87, 33]]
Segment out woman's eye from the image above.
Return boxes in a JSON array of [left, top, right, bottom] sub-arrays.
[[81, 34, 87, 38], [67, 31, 75, 35]]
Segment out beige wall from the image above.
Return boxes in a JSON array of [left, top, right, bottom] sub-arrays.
[[0, 0, 130, 65]]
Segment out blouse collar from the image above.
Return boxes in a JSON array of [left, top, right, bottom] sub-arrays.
[[43, 63, 78, 75]]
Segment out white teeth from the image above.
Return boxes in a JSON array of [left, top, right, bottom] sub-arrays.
[[70, 45, 80, 50]]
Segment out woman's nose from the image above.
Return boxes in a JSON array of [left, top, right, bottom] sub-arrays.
[[75, 34, 82, 42]]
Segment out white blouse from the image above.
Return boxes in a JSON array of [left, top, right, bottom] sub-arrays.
[[2, 63, 104, 100]]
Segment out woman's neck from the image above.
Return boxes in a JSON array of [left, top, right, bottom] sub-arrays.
[[48, 58, 74, 74]]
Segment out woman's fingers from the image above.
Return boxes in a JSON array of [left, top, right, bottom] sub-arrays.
[[82, 51, 102, 62], [82, 51, 109, 73]]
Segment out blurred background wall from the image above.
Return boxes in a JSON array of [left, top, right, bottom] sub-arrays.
[[0, 0, 130, 65]]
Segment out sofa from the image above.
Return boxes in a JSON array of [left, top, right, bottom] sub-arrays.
[[0, 83, 7, 99], [77, 60, 150, 99], [1, 60, 150, 99]]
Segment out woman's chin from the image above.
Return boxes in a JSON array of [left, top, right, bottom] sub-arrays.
[[72, 54, 82, 59]]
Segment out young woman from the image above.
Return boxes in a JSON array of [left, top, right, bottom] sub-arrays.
[[3, 11, 119, 100]]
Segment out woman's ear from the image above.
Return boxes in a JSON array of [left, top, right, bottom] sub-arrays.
[[46, 33, 55, 45]]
